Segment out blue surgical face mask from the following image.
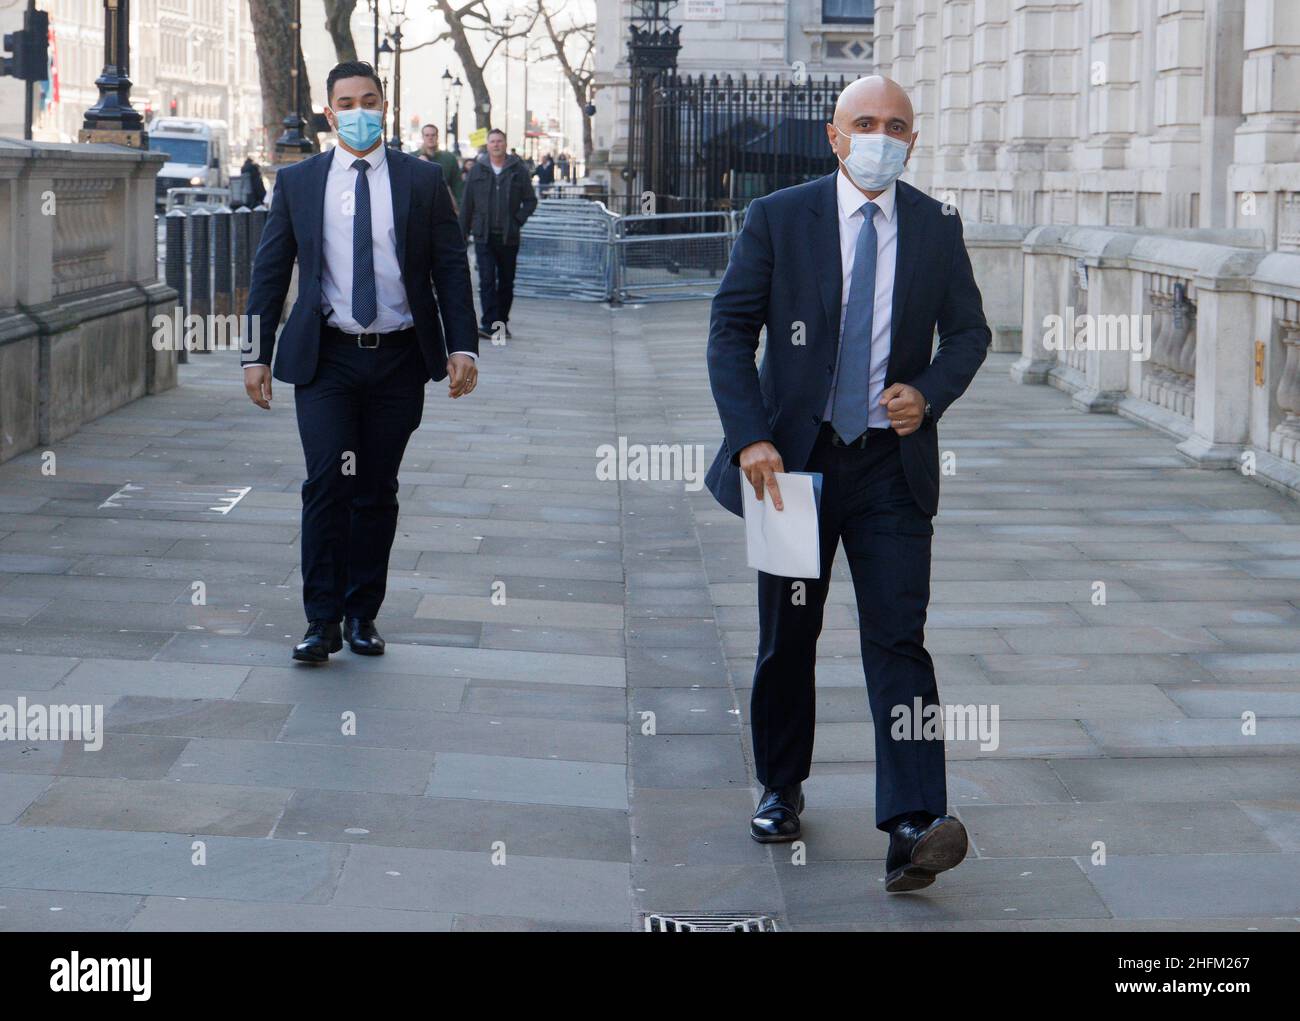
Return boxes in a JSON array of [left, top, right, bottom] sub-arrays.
[[835, 127, 910, 191], [331, 106, 383, 151]]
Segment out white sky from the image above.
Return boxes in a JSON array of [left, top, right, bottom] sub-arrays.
[[301, 0, 598, 152]]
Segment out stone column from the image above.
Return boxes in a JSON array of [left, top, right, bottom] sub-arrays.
[[938, 0, 974, 181], [1011, 225, 1065, 383], [1005, 0, 1083, 224], [1198, 0, 1245, 228], [969, 0, 1009, 187], [1176, 266, 1265, 466]]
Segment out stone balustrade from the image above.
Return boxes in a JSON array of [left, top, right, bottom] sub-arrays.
[[964, 217, 1300, 499], [0, 140, 177, 465]]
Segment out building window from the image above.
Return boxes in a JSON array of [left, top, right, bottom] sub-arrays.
[[823, 0, 874, 24]]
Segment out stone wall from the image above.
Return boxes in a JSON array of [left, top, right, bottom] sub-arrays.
[[0, 140, 178, 465], [872, 0, 1300, 246]]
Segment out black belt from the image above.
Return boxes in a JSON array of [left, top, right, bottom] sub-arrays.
[[322, 324, 416, 349], [822, 423, 897, 449]]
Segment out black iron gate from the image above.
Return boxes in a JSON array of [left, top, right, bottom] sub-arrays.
[[629, 73, 846, 216]]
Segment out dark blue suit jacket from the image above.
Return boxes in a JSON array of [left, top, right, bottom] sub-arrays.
[[243, 148, 477, 385], [705, 172, 991, 518]]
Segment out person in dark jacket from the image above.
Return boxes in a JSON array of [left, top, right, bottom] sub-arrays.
[[241, 156, 267, 208], [532, 153, 556, 194], [458, 129, 537, 340]]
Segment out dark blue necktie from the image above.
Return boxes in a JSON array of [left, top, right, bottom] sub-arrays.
[[351, 158, 377, 329], [831, 200, 878, 444]]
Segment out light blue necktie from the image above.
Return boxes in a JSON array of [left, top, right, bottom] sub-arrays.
[[830, 200, 878, 444], [351, 159, 377, 329]]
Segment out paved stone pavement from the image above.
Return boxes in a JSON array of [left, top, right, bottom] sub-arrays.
[[0, 297, 1297, 931]]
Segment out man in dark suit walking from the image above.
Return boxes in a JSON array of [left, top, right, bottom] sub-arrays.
[[241, 61, 478, 664], [705, 76, 991, 892]]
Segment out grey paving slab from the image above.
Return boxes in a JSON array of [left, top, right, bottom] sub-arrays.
[[275, 787, 630, 862], [20, 777, 292, 837], [129, 897, 453, 932], [0, 732, 189, 780], [280, 704, 626, 763], [1236, 801, 1300, 851], [332, 843, 632, 925], [235, 666, 467, 713], [105, 696, 291, 740], [0, 826, 346, 903], [962, 801, 1280, 857], [774, 857, 1110, 925], [1080, 717, 1300, 756], [166, 738, 436, 796], [0, 653, 79, 689], [0, 889, 144, 932], [632, 863, 785, 917], [0, 773, 53, 823], [426, 751, 628, 810], [1079, 853, 1300, 918], [461, 678, 626, 722], [1049, 756, 1300, 802]]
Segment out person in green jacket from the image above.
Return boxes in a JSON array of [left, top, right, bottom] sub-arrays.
[[417, 124, 463, 209]]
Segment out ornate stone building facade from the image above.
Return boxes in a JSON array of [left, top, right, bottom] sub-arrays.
[[0, 0, 262, 158], [870, 0, 1300, 250]]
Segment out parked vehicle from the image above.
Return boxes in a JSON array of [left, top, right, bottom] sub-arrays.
[[148, 118, 231, 210]]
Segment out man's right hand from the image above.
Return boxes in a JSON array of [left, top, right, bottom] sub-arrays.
[[243, 364, 273, 410], [738, 441, 785, 511]]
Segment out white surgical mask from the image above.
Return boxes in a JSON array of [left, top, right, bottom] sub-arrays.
[[834, 127, 910, 192]]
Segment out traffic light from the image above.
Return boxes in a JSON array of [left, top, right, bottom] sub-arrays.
[[2, 8, 49, 84]]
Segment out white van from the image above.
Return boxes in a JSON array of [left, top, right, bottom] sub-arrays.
[[148, 118, 231, 209]]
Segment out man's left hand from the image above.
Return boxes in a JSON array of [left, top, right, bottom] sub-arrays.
[[447, 353, 478, 398], [879, 383, 926, 436]]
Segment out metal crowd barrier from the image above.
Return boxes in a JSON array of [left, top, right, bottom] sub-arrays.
[[612, 211, 737, 304], [514, 199, 739, 304], [513, 198, 618, 301]]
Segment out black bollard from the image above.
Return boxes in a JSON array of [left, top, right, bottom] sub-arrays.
[[164, 208, 188, 364], [188, 207, 212, 354], [212, 206, 233, 327]]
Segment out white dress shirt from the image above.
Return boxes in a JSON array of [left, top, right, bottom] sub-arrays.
[[320, 143, 412, 335], [823, 170, 898, 429]]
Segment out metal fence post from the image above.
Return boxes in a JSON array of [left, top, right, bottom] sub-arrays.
[[212, 206, 233, 323], [234, 206, 252, 348], [164, 208, 188, 364], [188, 207, 212, 354]]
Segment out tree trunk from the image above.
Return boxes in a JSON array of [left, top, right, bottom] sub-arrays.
[[323, 0, 358, 63], [248, 0, 318, 155], [432, 0, 493, 133]]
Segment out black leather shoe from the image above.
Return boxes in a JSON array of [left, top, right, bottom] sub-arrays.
[[343, 617, 385, 656], [885, 814, 968, 893], [750, 783, 804, 843], [292, 620, 342, 664]]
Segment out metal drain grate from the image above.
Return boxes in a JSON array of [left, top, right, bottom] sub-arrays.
[[98, 482, 252, 515], [644, 913, 778, 932]]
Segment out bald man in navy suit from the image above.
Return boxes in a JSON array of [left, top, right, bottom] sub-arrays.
[[705, 76, 991, 892]]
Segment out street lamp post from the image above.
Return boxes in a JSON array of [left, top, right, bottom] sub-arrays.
[[452, 77, 463, 153], [442, 68, 452, 150], [625, 1, 681, 211], [81, 0, 147, 147], [274, 0, 312, 162], [369, 0, 381, 66], [386, 0, 408, 151]]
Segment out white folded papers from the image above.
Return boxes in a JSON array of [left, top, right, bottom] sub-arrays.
[[741, 471, 822, 579]]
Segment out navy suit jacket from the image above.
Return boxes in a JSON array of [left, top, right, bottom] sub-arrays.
[[705, 172, 991, 518], [243, 148, 477, 385]]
